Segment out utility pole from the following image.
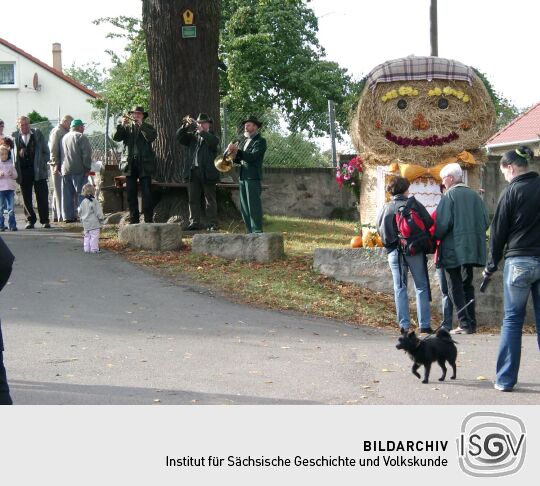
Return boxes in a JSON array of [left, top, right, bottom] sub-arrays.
[[430, 0, 438, 56]]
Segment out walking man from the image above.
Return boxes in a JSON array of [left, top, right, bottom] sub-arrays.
[[484, 146, 540, 392], [12, 116, 50, 229], [49, 115, 73, 222], [434, 163, 489, 334], [176, 113, 220, 231], [113, 107, 157, 224], [61, 119, 92, 222], [227, 116, 267, 233]]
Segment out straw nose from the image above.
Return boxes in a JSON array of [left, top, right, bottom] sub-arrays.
[[412, 113, 429, 130]]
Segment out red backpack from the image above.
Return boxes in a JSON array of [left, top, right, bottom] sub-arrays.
[[395, 198, 434, 256]]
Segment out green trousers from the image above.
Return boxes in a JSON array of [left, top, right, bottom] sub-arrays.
[[239, 179, 263, 233]]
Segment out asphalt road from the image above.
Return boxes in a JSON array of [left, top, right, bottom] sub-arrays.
[[1, 222, 539, 405]]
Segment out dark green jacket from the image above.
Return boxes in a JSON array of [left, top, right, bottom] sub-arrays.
[[434, 184, 489, 269], [176, 126, 220, 183], [113, 122, 157, 177], [234, 133, 267, 180]]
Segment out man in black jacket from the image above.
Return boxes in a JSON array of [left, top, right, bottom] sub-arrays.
[[0, 236, 14, 405], [176, 113, 220, 231], [113, 107, 157, 224], [485, 146, 540, 392], [13, 116, 51, 229]]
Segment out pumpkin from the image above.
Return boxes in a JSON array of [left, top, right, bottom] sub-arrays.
[[350, 236, 363, 248], [376, 235, 384, 247]]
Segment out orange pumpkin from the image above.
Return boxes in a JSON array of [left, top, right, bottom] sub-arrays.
[[350, 236, 363, 248], [376, 235, 384, 247]]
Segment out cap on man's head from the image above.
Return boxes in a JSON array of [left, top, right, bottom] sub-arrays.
[[196, 113, 211, 123], [70, 119, 85, 129], [242, 115, 263, 128]]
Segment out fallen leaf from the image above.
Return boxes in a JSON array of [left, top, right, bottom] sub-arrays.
[[477, 376, 488, 381], [381, 368, 393, 373]]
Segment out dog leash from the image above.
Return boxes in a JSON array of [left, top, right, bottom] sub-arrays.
[[419, 298, 475, 341]]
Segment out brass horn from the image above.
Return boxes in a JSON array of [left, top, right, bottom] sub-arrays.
[[214, 147, 235, 173]]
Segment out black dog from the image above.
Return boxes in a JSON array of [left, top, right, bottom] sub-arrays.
[[396, 328, 457, 384]]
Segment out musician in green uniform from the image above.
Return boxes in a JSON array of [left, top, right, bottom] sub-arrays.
[[227, 116, 267, 233]]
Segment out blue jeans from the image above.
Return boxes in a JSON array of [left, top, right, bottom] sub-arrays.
[[388, 249, 431, 330], [62, 173, 87, 221], [0, 190, 16, 229], [437, 267, 453, 330], [496, 256, 540, 389]]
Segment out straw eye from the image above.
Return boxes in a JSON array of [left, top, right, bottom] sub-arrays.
[[397, 99, 407, 110], [438, 98, 449, 110]]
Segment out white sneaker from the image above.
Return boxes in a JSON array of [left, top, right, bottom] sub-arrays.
[[494, 383, 513, 392]]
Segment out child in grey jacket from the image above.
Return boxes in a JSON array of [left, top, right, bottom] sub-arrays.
[[78, 183, 104, 253]]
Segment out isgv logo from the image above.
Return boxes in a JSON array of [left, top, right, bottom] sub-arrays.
[[457, 412, 526, 477]]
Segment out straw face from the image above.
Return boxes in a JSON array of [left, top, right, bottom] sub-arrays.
[[351, 75, 496, 167]]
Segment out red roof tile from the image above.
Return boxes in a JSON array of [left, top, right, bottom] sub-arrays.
[[0, 37, 98, 98], [487, 101, 540, 146]]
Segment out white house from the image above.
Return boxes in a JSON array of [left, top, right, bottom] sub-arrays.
[[0, 38, 101, 135]]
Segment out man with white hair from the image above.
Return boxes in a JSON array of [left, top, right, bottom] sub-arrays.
[[434, 163, 489, 334], [48, 115, 73, 222]]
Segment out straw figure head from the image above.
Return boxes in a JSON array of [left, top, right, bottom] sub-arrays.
[[351, 56, 496, 167]]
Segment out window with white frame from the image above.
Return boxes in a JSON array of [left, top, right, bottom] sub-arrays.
[[0, 63, 16, 87]]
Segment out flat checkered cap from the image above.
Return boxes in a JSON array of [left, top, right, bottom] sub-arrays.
[[366, 56, 475, 90]]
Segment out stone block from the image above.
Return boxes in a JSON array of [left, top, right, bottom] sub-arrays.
[[118, 223, 183, 251], [103, 212, 128, 225], [313, 248, 534, 328], [192, 233, 284, 263]]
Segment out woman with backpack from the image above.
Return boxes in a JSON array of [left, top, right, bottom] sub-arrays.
[[377, 176, 434, 335]]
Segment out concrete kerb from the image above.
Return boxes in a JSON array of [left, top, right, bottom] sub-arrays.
[[192, 233, 285, 263], [118, 223, 183, 251]]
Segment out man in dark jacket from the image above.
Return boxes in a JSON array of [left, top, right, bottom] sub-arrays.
[[227, 116, 267, 233], [0, 235, 14, 405], [13, 116, 51, 229], [484, 146, 540, 392], [176, 113, 220, 231], [113, 106, 157, 224], [435, 163, 489, 334]]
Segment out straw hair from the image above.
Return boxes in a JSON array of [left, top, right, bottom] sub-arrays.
[[81, 183, 96, 197], [351, 74, 496, 167]]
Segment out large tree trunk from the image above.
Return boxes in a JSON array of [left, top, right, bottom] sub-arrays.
[[142, 0, 221, 182]]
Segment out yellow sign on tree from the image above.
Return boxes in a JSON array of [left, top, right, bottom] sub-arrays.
[[182, 9, 194, 25]]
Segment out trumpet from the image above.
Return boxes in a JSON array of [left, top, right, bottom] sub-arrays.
[[215, 139, 242, 173], [120, 113, 137, 125], [182, 115, 197, 127]]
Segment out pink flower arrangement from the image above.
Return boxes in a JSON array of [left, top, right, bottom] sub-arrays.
[[336, 156, 363, 195]]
